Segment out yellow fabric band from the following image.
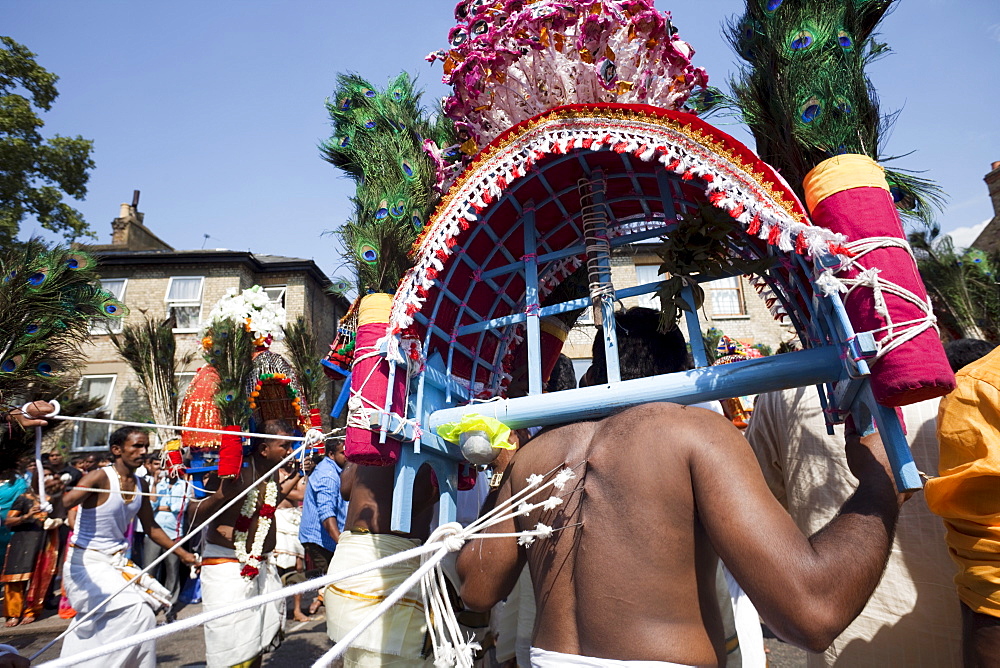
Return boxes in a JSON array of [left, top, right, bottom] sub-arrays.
[[540, 315, 570, 342], [357, 293, 393, 327], [802, 154, 890, 214]]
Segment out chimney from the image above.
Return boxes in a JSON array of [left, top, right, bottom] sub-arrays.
[[106, 190, 172, 251], [972, 162, 1000, 254], [987, 161, 1000, 220]]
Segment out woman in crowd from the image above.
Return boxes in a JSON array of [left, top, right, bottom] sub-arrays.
[[1, 464, 65, 626]]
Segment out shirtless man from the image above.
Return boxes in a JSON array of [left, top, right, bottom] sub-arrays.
[[195, 419, 294, 668], [325, 445, 439, 666], [456, 307, 907, 666], [61, 427, 198, 668]]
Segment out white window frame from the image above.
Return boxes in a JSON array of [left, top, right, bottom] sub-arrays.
[[165, 276, 205, 333], [634, 264, 665, 311], [89, 277, 128, 335], [707, 276, 747, 318], [262, 285, 287, 308], [263, 285, 288, 331], [73, 374, 118, 452]]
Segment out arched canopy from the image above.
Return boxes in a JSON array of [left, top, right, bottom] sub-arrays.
[[389, 104, 848, 398]]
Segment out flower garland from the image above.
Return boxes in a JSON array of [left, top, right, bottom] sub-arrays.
[[203, 285, 286, 349], [233, 479, 277, 580]]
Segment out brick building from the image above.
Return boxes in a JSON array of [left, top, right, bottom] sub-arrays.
[[72, 198, 347, 451], [561, 244, 794, 378], [971, 160, 1000, 253]]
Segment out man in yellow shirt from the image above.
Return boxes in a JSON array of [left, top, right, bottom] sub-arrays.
[[925, 342, 1000, 667]]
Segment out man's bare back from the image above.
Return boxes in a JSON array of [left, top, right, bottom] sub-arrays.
[[458, 401, 905, 666], [341, 463, 438, 541]]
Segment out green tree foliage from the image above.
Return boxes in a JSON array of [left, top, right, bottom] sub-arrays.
[[1, 36, 95, 246], [910, 232, 1000, 342]]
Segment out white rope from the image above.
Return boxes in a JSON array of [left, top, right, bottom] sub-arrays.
[[311, 545, 451, 668], [345, 345, 387, 431], [46, 413, 337, 442], [35, 463, 581, 667], [23, 400, 61, 514], [817, 235, 938, 362], [29, 421, 327, 662], [36, 541, 445, 668]]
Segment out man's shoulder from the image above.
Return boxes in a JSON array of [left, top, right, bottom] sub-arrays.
[[957, 346, 1000, 390]]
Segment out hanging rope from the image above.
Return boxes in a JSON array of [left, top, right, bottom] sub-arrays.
[[24, 399, 60, 514], [814, 236, 938, 362], [28, 407, 330, 662], [33, 463, 582, 668]]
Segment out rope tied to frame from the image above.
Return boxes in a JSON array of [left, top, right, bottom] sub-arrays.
[[815, 236, 938, 363], [578, 176, 615, 326], [35, 462, 584, 668], [28, 407, 334, 663]]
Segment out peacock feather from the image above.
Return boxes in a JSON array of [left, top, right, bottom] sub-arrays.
[[110, 314, 195, 445], [726, 0, 944, 229], [0, 240, 128, 412], [201, 317, 254, 428], [281, 316, 325, 410], [321, 72, 456, 295]]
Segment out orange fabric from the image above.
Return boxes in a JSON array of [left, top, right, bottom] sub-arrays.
[[802, 153, 890, 213], [202, 556, 241, 566], [3, 581, 26, 618], [925, 345, 1000, 617], [357, 293, 392, 327]]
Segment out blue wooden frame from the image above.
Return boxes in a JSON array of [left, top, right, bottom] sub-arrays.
[[372, 150, 921, 532]]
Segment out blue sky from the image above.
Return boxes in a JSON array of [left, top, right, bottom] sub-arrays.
[[7, 0, 999, 278]]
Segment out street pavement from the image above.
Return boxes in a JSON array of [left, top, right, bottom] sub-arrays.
[[5, 603, 809, 666], [1, 597, 333, 667]]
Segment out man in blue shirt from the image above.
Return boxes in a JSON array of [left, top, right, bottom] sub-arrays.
[[298, 438, 348, 613]]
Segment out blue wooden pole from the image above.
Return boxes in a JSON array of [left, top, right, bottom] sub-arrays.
[[681, 284, 708, 368], [429, 345, 844, 431], [523, 204, 543, 396]]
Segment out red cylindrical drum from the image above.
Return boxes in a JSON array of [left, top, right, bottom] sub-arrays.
[[803, 155, 954, 405], [344, 294, 407, 465]]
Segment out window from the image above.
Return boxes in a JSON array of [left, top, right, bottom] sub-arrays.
[[175, 371, 196, 399], [708, 276, 746, 317], [89, 278, 127, 334], [634, 264, 665, 310], [263, 285, 288, 330], [572, 358, 593, 384], [263, 286, 286, 309], [74, 375, 117, 451], [166, 277, 204, 331]]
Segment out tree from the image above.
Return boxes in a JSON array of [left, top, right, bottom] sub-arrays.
[[0, 36, 95, 246], [910, 232, 1000, 342]]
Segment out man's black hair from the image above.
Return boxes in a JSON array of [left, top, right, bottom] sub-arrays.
[[325, 437, 345, 456], [545, 353, 578, 393], [944, 338, 998, 373], [250, 419, 293, 451], [590, 307, 692, 384], [109, 426, 148, 451]]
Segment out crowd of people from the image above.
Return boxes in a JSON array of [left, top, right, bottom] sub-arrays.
[[2, 308, 999, 667], [0, 416, 351, 667]]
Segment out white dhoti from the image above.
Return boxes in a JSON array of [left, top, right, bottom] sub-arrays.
[[325, 531, 431, 668], [274, 506, 305, 571], [201, 543, 285, 668], [60, 546, 158, 668], [530, 647, 701, 667]]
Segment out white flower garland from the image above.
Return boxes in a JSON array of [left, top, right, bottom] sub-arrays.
[[233, 480, 277, 580], [203, 285, 286, 344]]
